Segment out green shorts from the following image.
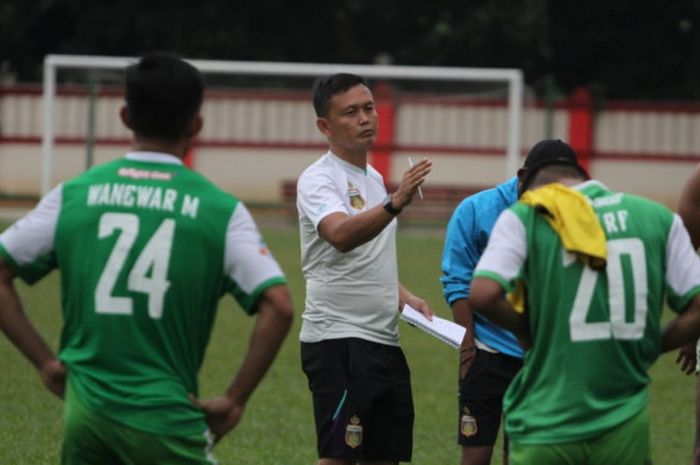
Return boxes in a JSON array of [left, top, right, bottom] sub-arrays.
[[62, 384, 217, 465], [509, 407, 650, 465]]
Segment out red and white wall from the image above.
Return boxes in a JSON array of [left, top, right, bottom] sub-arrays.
[[0, 84, 698, 208]]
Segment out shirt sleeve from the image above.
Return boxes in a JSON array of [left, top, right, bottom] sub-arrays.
[[224, 202, 287, 314], [440, 200, 483, 305], [473, 209, 527, 291], [0, 184, 63, 284], [665, 213, 700, 312], [296, 168, 347, 229]]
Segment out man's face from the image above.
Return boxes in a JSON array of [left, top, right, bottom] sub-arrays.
[[317, 84, 378, 153]]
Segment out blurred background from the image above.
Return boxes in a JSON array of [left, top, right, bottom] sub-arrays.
[[1, 0, 700, 215]]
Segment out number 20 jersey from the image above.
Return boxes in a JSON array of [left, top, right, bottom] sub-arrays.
[[473, 180, 700, 444], [0, 152, 286, 437]]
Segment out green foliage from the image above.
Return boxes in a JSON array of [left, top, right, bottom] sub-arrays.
[[0, 226, 695, 464], [2, 1, 700, 98]]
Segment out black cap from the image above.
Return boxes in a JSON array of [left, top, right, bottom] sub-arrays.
[[521, 139, 588, 190]]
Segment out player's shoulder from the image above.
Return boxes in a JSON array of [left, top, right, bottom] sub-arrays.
[[592, 183, 673, 219], [583, 181, 676, 230], [182, 169, 242, 208], [621, 191, 675, 226], [65, 158, 124, 183], [300, 153, 332, 175], [454, 177, 517, 216], [298, 153, 338, 188]]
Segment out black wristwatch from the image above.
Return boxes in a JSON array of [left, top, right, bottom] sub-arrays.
[[383, 194, 403, 215]]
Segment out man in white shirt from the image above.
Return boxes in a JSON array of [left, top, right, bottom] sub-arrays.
[[297, 73, 432, 465]]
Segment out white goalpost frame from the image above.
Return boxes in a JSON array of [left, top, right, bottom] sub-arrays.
[[42, 54, 524, 195]]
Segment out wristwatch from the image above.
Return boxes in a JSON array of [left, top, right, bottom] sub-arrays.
[[383, 194, 403, 215]]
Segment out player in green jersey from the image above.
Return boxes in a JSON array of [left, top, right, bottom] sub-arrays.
[[469, 141, 700, 465], [0, 53, 294, 465]]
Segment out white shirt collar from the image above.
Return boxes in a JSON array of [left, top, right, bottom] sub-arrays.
[[125, 151, 183, 165], [328, 151, 367, 175]]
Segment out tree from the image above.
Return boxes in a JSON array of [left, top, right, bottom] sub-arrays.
[[1, 0, 699, 99]]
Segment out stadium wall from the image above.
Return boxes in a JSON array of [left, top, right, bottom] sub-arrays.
[[0, 84, 698, 208]]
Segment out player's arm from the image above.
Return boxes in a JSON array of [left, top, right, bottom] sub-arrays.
[[677, 167, 700, 373], [470, 278, 529, 341], [191, 203, 293, 442], [193, 284, 293, 443], [469, 209, 529, 341], [441, 200, 481, 376], [661, 294, 700, 352], [318, 159, 431, 252], [661, 215, 700, 353], [451, 298, 477, 378], [0, 256, 66, 398]]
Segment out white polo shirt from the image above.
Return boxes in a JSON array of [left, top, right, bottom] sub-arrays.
[[297, 151, 400, 346]]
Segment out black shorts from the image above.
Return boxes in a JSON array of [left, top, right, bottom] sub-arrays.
[[301, 338, 414, 461], [458, 349, 522, 447]]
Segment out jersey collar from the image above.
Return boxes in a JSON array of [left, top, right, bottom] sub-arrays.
[[573, 179, 607, 191], [328, 151, 368, 175], [125, 151, 183, 165]]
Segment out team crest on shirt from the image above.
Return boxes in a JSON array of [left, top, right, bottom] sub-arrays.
[[347, 182, 365, 210], [460, 407, 478, 438], [345, 415, 363, 448]]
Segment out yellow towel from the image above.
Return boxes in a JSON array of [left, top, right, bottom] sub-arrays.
[[506, 183, 607, 314], [507, 280, 527, 314], [521, 183, 607, 270]]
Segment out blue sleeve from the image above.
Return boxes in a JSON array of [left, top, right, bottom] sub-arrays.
[[441, 199, 485, 305]]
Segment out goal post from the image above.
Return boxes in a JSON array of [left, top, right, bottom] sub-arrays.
[[42, 54, 523, 196]]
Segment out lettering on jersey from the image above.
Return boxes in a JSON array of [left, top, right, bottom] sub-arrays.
[[87, 183, 188, 215], [592, 193, 623, 208], [181, 194, 200, 219], [600, 209, 629, 235], [118, 167, 173, 181]]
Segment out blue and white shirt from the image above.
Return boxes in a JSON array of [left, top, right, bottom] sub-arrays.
[[440, 176, 524, 358]]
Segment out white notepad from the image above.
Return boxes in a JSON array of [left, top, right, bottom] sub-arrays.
[[400, 304, 466, 349]]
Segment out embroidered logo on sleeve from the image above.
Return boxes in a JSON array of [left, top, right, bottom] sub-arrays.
[[347, 182, 365, 210]]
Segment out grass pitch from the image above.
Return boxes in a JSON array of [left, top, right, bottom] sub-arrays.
[[0, 223, 695, 464]]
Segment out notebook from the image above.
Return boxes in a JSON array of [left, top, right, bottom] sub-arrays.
[[400, 304, 466, 349]]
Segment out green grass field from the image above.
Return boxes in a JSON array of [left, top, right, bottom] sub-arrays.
[[0, 222, 696, 464]]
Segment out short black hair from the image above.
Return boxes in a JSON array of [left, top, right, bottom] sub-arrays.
[[312, 73, 368, 117], [125, 52, 204, 140]]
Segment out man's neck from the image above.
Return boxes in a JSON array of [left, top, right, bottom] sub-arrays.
[[131, 136, 189, 160], [331, 146, 368, 170]]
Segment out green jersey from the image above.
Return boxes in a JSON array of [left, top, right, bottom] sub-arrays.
[[474, 180, 700, 444], [0, 152, 286, 437]]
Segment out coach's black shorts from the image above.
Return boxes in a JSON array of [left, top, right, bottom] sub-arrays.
[[301, 338, 414, 461], [458, 349, 522, 447]]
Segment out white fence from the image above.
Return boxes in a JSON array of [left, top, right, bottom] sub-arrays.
[[1, 85, 699, 207]]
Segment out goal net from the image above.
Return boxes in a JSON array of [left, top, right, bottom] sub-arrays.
[[40, 55, 523, 204]]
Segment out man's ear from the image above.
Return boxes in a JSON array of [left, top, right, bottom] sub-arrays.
[[185, 114, 203, 138], [316, 117, 331, 138], [119, 106, 132, 130], [516, 168, 526, 197]]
